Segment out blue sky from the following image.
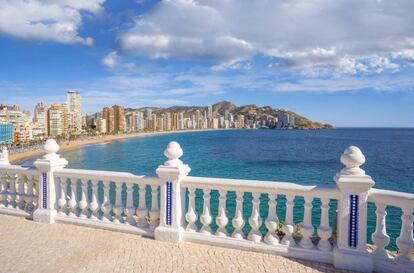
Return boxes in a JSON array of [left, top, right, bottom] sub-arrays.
[[0, 0, 414, 127]]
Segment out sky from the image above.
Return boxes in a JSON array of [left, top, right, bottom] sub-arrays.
[[0, 0, 414, 127]]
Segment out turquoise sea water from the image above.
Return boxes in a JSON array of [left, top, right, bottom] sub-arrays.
[[27, 128, 414, 249]]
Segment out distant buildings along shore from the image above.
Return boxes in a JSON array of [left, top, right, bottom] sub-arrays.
[[1, 91, 329, 145]]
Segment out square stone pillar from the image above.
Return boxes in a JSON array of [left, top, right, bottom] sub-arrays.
[[155, 141, 190, 243], [33, 139, 68, 223], [333, 146, 374, 273]]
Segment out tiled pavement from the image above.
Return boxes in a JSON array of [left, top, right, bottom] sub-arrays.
[[0, 214, 357, 273]]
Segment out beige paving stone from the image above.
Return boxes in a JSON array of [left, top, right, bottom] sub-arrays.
[[0, 214, 358, 273]]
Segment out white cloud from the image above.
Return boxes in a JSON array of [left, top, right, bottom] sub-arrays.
[[101, 51, 136, 69], [273, 75, 414, 93], [368, 56, 399, 73], [102, 51, 118, 68], [0, 0, 105, 45], [114, 0, 414, 74]]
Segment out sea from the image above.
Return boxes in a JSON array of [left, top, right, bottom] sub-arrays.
[[24, 128, 414, 250]]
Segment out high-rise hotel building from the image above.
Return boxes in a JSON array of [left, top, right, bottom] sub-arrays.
[[102, 105, 125, 134], [66, 91, 82, 133], [46, 103, 68, 137]]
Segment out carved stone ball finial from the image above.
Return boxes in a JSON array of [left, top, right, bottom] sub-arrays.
[[0, 146, 10, 166], [43, 139, 60, 160], [340, 146, 366, 175], [164, 141, 184, 167]]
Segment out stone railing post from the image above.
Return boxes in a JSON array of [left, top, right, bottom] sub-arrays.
[[0, 147, 10, 166], [155, 141, 190, 243], [333, 146, 374, 273], [33, 139, 68, 223]]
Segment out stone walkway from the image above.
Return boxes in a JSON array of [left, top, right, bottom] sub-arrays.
[[0, 214, 356, 273]]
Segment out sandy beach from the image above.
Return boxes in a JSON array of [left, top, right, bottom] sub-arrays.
[[9, 129, 218, 164]]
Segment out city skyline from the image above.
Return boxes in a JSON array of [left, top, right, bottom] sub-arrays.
[[0, 91, 306, 144], [1, 1, 414, 127]]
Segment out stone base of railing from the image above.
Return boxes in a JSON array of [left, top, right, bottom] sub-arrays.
[[155, 226, 184, 243], [333, 248, 373, 273], [55, 215, 155, 238], [373, 257, 411, 273], [183, 231, 333, 264], [0, 207, 32, 219], [33, 209, 57, 223]]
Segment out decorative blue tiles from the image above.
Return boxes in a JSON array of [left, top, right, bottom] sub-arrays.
[[166, 181, 172, 226], [348, 194, 359, 248], [42, 173, 47, 209]]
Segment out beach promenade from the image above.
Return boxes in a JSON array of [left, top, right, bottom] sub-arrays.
[[0, 214, 353, 273]]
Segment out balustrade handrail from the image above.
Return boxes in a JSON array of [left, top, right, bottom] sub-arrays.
[[54, 168, 161, 185], [368, 188, 414, 210], [0, 164, 40, 176], [181, 176, 339, 199]]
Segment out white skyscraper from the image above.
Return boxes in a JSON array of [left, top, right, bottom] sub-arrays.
[[34, 102, 46, 130], [66, 90, 82, 133], [136, 111, 145, 131], [179, 112, 184, 130], [208, 105, 213, 119]]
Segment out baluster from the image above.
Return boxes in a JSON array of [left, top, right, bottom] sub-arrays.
[[395, 207, 414, 267], [317, 198, 332, 251], [31, 176, 37, 207], [300, 196, 314, 249], [282, 194, 295, 246], [89, 179, 99, 220], [57, 177, 67, 215], [125, 183, 136, 225], [78, 179, 88, 218], [248, 192, 262, 242], [215, 190, 228, 237], [24, 175, 35, 212], [185, 187, 197, 232], [265, 193, 279, 245], [232, 191, 245, 239], [7, 174, 17, 208], [149, 185, 160, 228], [0, 174, 7, 207], [17, 174, 26, 209], [67, 178, 78, 217], [113, 182, 124, 223], [136, 184, 148, 227], [371, 203, 390, 259], [100, 181, 112, 222], [200, 189, 212, 234]]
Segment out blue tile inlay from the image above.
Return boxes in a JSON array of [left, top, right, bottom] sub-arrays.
[[348, 194, 359, 248], [166, 181, 172, 225], [42, 173, 47, 209]]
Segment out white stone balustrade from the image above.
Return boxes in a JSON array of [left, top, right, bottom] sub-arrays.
[[200, 189, 212, 234], [0, 141, 413, 273], [89, 180, 99, 220], [248, 192, 262, 243], [0, 149, 39, 218], [215, 189, 228, 237], [264, 193, 278, 245], [317, 198, 332, 251], [53, 171, 161, 236], [185, 187, 197, 232]]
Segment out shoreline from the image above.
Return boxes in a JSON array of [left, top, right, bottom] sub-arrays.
[[9, 129, 222, 164], [8, 127, 340, 164]]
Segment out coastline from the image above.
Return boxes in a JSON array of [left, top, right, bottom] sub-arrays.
[[9, 129, 221, 164]]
